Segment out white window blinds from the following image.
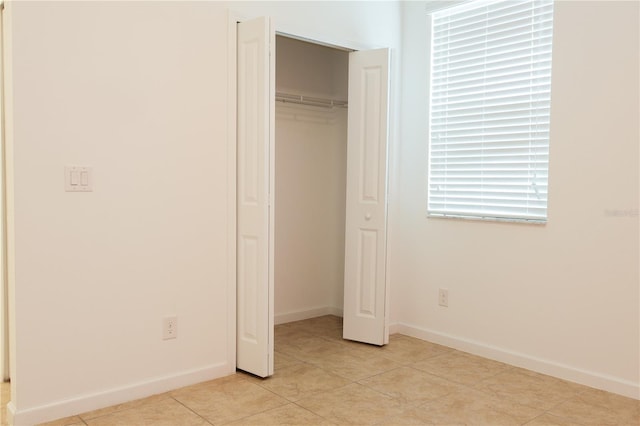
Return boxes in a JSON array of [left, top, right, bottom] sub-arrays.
[[428, 0, 554, 222]]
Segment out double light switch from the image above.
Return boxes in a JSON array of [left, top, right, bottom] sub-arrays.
[[65, 166, 93, 192]]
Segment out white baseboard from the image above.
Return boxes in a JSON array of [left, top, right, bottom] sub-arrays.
[[390, 322, 639, 400], [10, 362, 234, 426], [275, 306, 343, 325]]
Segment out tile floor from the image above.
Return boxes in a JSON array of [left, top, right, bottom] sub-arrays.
[[1, 315, 638, 425], [1, 380, 8, 426]]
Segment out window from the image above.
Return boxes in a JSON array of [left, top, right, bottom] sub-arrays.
[[428, 0, 554, 222]]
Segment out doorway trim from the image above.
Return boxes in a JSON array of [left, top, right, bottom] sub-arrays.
[[0, 0, 10, 383], [226, 9, 238, 375]]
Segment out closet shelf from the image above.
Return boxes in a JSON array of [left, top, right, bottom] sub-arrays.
[[275, 91, 348, 109]]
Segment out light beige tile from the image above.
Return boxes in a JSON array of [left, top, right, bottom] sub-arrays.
[[305, 347, 401, 381], [257, 363, 351, 401], [235, 370, 263, 384], [374, 407, 430, 425], [296, 383, 406, 425], [380, 335, 452, 363], [524, 413, 584, 426], [474, 368, 585, 410], [285, 315, 342, 333], [1, 381, 9, 426], [275, 351, 303, 369], [79, 392, 170, 420], [342, 335, 451, 365], [278, 316, 343, 342], [228, 403, 335, 425], [578, 387, 640, 410], [275, 326, 315, 344], [0, 381, 9, 401], [171, 373, 287, 424], [547, 387, 640, 425], [312, 325, 344, 341], [359, 366, 464, 406], [416, 387, 543, 425], [307, 315, 342, 331], [276, 333, 345, 362], [337, 338, 390, 356], [84, 398, 206, 426], [37, 416, 86, 426], [411, 350, 512, 386]]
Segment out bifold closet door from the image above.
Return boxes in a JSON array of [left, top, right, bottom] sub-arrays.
[[342, 48, 391, 346], [236, 16, 274, 378]]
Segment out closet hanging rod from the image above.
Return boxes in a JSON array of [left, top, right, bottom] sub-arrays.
[[275, 91, 348, 109]]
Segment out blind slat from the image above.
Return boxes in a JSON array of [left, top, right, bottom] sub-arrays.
[[433, 35, 553, 64]]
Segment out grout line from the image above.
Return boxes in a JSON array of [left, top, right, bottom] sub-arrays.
[[355, 365, 404, 384], [226, 401, 297, 425], [521, 411, 577, 426], [289, 400, 336, 424], [77, 393, 177, 423], [170, 396, 215, 426]]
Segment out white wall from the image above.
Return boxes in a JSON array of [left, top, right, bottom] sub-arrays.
[[391, 0, 639, 398], [274, 105, 347, 322], [7, 3, 234, 423], [230, 1, 399, 51], [274, 37, 348, 323], [4, 1, 401, 424]]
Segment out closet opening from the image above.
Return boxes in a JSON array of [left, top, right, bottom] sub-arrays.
[[273, 35, 350, 328], [236, 20, 390, 376]]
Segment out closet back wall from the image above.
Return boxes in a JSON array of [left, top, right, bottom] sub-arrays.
[[275, 37, 348, 323]]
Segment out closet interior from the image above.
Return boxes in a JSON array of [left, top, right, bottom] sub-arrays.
[[274, 36, 349, 324]]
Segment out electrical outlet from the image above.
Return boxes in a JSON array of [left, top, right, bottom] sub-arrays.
[[163, 316, 177, 340], [438, 288, 449, 307]]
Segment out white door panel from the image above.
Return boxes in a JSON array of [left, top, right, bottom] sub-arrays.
[[343, 48, 390, 346], [236, 16, 274, 378]]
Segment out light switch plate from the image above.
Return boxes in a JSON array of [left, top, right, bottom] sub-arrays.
[[65, 166, 93, 192]]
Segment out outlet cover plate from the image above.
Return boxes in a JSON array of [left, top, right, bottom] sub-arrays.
[[163, 316, 177, 340]]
